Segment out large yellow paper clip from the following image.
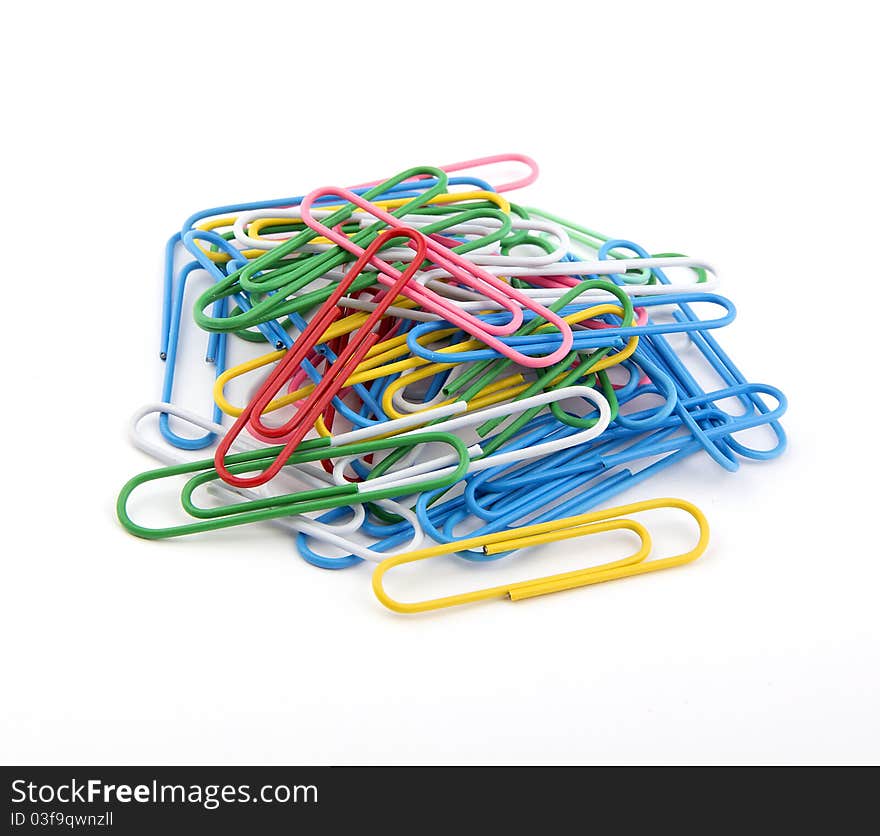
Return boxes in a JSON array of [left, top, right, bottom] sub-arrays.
[[372, 498, 709, 613]]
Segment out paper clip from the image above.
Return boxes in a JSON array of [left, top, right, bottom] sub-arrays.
[[117, 429, 473, 541], [353, 153, 540, 195], [157, 260, 228, 450], [128, 402, 436, 559], [371, 498, 709, 613]]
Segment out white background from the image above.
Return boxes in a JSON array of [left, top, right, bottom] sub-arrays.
[[1, 1, 877, 765]]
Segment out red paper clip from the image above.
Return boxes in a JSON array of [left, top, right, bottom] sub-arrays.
[[213, 227, 429, 489]]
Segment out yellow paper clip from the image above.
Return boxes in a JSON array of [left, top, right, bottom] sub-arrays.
[[372, 498, 709, 613]]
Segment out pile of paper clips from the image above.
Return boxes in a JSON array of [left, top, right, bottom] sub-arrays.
[[117, 153, 787, 613]]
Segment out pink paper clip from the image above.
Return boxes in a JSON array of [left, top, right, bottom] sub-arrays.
[[299, 186, 574, 368], [437, 153, 539, 193], [354, 153, 539, 194]]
